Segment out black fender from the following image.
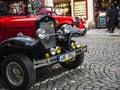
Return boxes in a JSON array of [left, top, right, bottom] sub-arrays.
[[68, 27, 81, 36], [0, 36, 37, 59], [59, 24, 80, 36], [66, 27, 81, 50]]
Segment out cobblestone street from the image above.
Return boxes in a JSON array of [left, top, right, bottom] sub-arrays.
[[1, 29, 120, 90], [29, 29, 120, 90]]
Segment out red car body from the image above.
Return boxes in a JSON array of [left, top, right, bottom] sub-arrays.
[[0, 15, 41, 42], [76, 18, 86, 29], [38, 6, 86, 29], [53, 15, 74, 28]]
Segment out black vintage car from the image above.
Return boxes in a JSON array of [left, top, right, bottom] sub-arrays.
[[0, 0, 87, 90]]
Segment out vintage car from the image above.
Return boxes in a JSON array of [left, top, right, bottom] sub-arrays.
[[37, 6, 87, 36], [0, 0, 87, 90]]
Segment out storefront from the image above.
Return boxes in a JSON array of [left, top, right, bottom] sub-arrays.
[[46, 0, 95, 28], [95, 0, 120, 11], [94, 0, 120, 28], [74, 0, 87, 19], [53, 0, 71, 16], [53, 0, 88, 18]]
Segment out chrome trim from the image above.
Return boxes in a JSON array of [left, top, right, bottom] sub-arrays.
[[34, 45, 87, 69]]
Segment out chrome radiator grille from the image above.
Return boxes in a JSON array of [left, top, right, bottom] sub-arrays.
[[39, 16, 56, 49]]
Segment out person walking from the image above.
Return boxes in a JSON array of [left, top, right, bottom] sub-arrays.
[[106, 4, 116, 33], [117, 4, 120, 29], [106, 5, 111, 32]]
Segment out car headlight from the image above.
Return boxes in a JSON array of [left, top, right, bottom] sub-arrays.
[[71, 42, 76, 49], [50, 48, 56, 55], [45, 53, 50, 58], [61, 24, 72, 34], [75, 42, 80, 48], [80, 43, 83, 48], [64, 28, 69, 34], [56, 46, 61, 54], [36, 29, 46, 39]]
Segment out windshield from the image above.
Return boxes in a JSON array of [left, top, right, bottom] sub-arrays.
[[0, 0, 27, 16]]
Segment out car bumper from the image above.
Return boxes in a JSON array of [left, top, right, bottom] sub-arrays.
[[34, 45, 87, 69]]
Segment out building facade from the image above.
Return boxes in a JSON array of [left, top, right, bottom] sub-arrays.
[[44, 0, 95, 28], [39, 0, 120, 28]]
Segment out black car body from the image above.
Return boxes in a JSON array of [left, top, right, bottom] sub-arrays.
[[0, 0, 87, 90]]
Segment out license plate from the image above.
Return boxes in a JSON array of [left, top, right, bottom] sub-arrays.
[[58, 52, 76, 62]]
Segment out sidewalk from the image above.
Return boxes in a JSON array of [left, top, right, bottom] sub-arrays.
[[87, 28, 120, 36]]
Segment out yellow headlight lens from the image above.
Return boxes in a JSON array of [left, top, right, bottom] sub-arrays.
[[71, 43, 76, 49], [56, 46, 61, 54], [80, 43, 83, 48], [45, 53, 50, 58]]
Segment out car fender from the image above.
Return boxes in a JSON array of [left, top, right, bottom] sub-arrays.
[[1, 36, 36, 47], [68, 27, 81, 36], [56, 22, 73, 29], [60, 24, 80, 36], [0, 36, 37, 57]]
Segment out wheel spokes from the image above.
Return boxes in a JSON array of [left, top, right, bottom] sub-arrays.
[[6, 62, 24, 86]]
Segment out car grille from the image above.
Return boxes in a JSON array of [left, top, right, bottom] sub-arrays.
[[38, 16, 56, 49]]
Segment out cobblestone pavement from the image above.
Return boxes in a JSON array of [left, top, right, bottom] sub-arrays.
[[1, 29, 120, 90], [29, 30, 120, 90]]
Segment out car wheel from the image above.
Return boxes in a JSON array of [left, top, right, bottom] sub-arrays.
[[1, 53, 36, 90], [60, 34, 84, 69]]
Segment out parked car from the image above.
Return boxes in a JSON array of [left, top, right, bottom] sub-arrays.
[[37, 6, 87, 36], [0, 0, 87, 90]]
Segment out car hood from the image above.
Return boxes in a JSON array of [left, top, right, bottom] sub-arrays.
[[0, 15, 42, 27], [53, 15, 73, 27]]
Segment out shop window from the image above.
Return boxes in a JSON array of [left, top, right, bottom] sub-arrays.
[[54, 2, 71, 16], [74, 0, 87, 19]]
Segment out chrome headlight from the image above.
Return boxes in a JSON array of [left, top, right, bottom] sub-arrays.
[[75, 42, 80, 48], [64, 28, 70, 34], [50, 48, 56, 55], [36, 29, 46, 39], [61, 24, 72, 34]]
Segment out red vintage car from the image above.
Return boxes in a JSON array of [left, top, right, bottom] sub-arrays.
[[0, 0, 87, 90], [38, 6, 87, 36]]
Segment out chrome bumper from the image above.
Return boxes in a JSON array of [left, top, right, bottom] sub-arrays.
[[34, 45, 87, 69]]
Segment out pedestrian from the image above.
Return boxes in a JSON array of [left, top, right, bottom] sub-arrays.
[[116, 4, 120, 29], [106, 4, 116, 33], [19, 1, 25, 15], [106, 6, 111, 31]]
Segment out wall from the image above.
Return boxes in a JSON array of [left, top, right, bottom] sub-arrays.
[[87, 0, 95, 28]]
